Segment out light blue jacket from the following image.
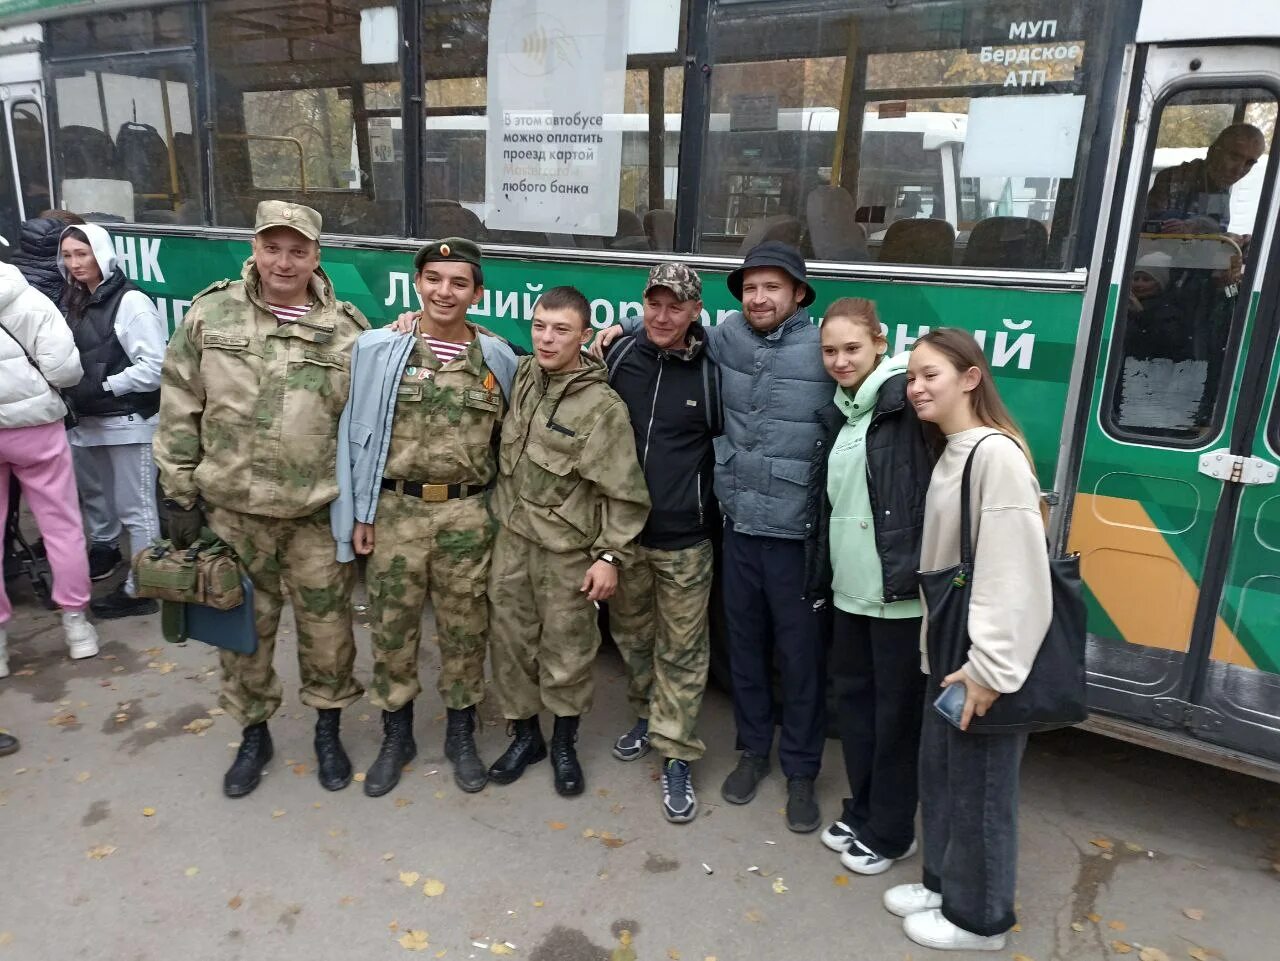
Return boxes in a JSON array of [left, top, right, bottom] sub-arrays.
[[330, 328, 516, 561]]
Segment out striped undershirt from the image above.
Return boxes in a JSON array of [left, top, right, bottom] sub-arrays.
[[267, 302, 313, 325], [422, 334, 470, 364]]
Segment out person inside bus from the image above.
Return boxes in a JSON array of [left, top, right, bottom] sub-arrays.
[[593, 241, 833, 834], [58, 223, 165, 618], [1146, 122, 1264, 239], [806, 297, 937, 876], [887, 328, 1051, 952]]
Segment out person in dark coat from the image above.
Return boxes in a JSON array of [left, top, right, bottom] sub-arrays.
[[10, 211, 84, 307]]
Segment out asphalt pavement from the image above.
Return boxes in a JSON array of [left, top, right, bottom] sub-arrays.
[[1, 570, 1278, 961]]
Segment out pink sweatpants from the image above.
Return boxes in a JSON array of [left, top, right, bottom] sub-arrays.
[[0, 421, 91, 624]]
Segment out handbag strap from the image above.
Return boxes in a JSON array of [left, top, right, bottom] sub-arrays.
[[958, 431, 1020, 568]]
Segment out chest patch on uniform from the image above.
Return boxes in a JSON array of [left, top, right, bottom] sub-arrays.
[[397, 383, 424, 400], [686, 399, 698, 407], [203, 332, 250, 350], [464, 387, 500, 412]]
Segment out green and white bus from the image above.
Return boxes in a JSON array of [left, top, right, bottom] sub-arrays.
[[1, 0, 1278, 780]]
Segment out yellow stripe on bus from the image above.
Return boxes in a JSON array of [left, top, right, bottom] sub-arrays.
[[1069, 494, 1254, 669]]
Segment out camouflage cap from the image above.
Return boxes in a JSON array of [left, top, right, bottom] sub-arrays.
[[414, 237, 484, 284], [644, 262, 702, 302], [255, 200, 322, 241]]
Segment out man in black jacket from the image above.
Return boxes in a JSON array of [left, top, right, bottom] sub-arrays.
[[603, 262, 720, 823]]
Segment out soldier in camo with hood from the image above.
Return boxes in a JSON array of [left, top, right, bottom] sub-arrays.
[[155, 200, 367, 800]]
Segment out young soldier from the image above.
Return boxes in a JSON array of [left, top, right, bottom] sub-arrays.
[[603, 263, 719, 823], [155, 201, 368, 799], [331, 238, 516, 797], [486, 286, 650, 796]]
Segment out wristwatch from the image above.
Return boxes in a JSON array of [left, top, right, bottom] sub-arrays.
[[598, 551, 621, 568]]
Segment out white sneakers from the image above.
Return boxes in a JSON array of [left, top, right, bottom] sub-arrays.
[[902, 909, 1007, 951], [62, 611, 100, 660], [820, 820, 858, 853], [841, 838, 918, 875], [883, 882, 943, 917], [0, 624, 8, 678]]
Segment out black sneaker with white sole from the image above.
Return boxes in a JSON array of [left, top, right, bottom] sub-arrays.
[[88, 543, 122, 582], [661, 758, 697, 823], [611, 718, 650, 762], [820, 820, 858, 853]]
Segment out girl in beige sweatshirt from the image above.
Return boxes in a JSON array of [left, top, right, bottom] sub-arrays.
[[883, 328, 1051, 953]]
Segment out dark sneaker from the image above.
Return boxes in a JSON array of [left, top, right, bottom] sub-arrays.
[[661, 758, 697, 823], [612, 718, 650, 762], [88, 543, 122, 582], [841, 838, 917, 875], [720, 750, 770, 805], [820, 820, 858, 854], [90, 585, 159, 620], [786, 775, 821, 833]]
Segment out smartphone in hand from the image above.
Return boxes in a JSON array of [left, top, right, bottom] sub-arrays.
[[933, 683, 967, 730]]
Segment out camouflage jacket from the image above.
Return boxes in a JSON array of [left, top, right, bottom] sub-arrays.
[[492, 355, 650, 563], [155, 260, 369, 519]]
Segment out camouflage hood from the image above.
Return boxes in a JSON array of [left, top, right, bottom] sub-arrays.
[[531, 352, 610, 405]]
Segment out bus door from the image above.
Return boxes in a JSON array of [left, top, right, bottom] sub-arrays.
[[0, 80, 52, 235], [1069, 43, 1280, 761]]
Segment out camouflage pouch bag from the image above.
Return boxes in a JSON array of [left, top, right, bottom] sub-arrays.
[[134, 538, 246, 611]]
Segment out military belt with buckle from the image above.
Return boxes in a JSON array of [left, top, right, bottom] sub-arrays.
[[381, 478, 491, 502]]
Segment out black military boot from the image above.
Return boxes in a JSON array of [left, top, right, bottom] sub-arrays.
[[314, 708, 353, 792], [550, 715, 584, 797], [223, 722, 273, 798], [487, 715, 547, 785], [444, 706, 488, 793], [364, 702, 417, 798]]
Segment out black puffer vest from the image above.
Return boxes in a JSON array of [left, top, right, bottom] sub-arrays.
[[65, 270, 160, 418]]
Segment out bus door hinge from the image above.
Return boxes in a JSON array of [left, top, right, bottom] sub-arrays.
[[1197, 450, 1279, 486], [1153, 697, 1223, 732]]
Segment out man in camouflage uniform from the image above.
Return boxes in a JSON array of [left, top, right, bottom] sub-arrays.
[[346, 238, 515, 797], [486, 286, 650, 797], [155, 201, 367, 799], [602, 263, 720, 823]]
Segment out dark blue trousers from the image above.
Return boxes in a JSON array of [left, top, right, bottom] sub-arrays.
[[721, 525, 827, 778]]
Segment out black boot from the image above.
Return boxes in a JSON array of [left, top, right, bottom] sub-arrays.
[[445, 706, 488, 793], [364, 702, 417, 798], [550, 715, 584, 797], [487, 716, 547, 785], [223, 722, 273, 798], [314, 708, 352, 792]]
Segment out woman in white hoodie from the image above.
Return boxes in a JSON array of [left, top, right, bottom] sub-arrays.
[[59, 224, 166, 618], [0, 261, 100, 688]]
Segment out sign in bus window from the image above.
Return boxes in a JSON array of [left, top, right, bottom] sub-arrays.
[[1108, 88, 1276, 442]]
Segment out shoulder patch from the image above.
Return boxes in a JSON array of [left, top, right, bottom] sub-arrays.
[[340, 300, 371, 331], [191, 278, 233, 302]]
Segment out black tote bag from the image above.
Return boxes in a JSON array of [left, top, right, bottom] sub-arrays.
[[919, 433, 1087, 734]]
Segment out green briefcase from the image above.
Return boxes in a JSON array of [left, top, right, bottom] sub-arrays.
[[161, 576, 258, 655]]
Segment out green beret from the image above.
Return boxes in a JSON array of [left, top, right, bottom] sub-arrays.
[[414, 237, 484, 284]]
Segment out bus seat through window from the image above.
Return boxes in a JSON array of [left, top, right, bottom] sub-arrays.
[[963, 217, 1049, 269], [806, 185, 867, 262], [877, 218, 954, 266], [737, 213, 802, 254], [644, 209, 674, 251]]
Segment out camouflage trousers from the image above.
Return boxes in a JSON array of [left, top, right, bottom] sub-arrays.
[[205, 505, 361, 728], [366, 492, 493, 712], [609, 540, 713, 761], [488, 525, 601, 719]]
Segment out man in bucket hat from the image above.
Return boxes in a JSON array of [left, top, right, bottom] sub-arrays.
[[601, 262, 721, 823], [594, 241, 833, 832]]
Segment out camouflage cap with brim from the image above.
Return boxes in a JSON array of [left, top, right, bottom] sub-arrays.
[[254, 200, 322, 241], [644, 262, 702, 302]]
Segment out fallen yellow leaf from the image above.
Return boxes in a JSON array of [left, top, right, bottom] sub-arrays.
[[183, 717, 214, 734], [771, 877, 788, 894], [74, 771, 91, 783], [292, 763, 308, 776], [353, 772, 366, 782], [667, 950, 680, 960], [1012, 955, 1035, 961], [142, 807, 156, 817], [744, 909, 763, 923], [1123, 842, 1145, 854], [1138, 949, 1170, 961], [0, 932, 12, 946], [227, 896, 243, 910], [398, 929, 430, 952], [435, 952, 448, 959], [271, 809, 286, 819], [490, 945, 514, 957], [1091, 838, 1115, 851], [833, 875, 849, 887], [1110, 942, 1132, 955], [184, 867, 199, 878], [548, 821, 567, 831], [395, 798, 413, 808], [602, 837, 626, 849], [422, 878, 446, 898], [86, 844, 117, 860], [1072, 922, 1085, 932], [383, 852, 396, 861], [532, 900, 544, 908], [433, 790, 445, 799], [1188, 949, 1210, 961], [1182, 908, 1204, 921], [1108, 920, 1127, 931], [1088, 913, 1103, 923], [399, 871, 420, 886], [582, 828, 597, 838]]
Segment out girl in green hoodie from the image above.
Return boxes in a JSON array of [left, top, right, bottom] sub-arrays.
[[815, 298, 937, 877]]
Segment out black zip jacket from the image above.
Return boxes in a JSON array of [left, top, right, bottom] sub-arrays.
[[605, 323, 721, 550], [10, 217, 68, 306], [65, 269, 160, 419], [803, 371, 940, 601]]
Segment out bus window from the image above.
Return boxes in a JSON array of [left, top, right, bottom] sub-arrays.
[[419, 0, 684, 248], [11, 101, 50, 219], [207, 0, 404, 236], [699, 0, 1102, 267], [1107, 87, 1276, 443], [49, 60, 200, 224], [46, 4, 195, 57]]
